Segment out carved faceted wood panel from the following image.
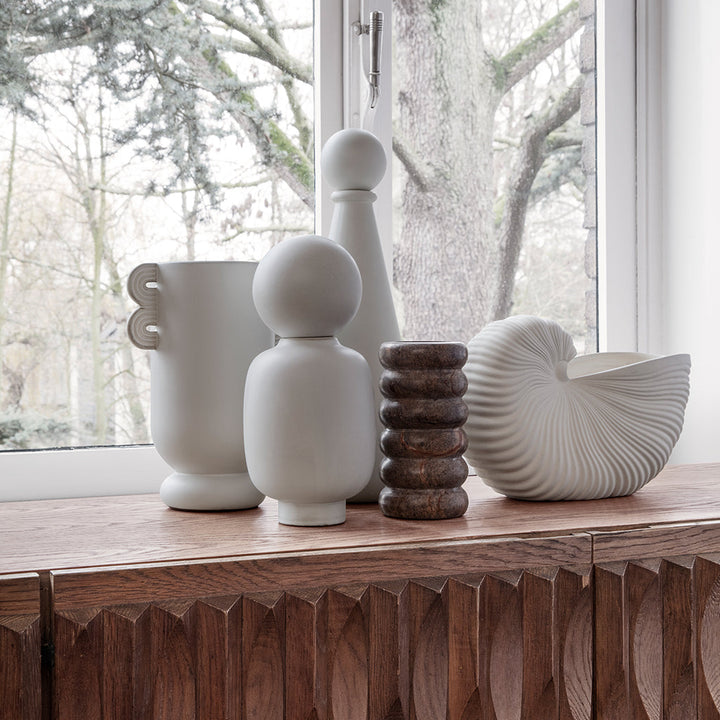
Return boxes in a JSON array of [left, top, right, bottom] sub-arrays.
[[48, 554, 720, 719], [54, 598, 242, 720], [594, 554, 720, 720], [51, 566, 593, 720], [697, 556, 720, 719], [0, 573, 41, 720]]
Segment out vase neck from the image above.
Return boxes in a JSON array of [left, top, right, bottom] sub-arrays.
[[331, 189, 377, 204], [276, 336, 338, 346]]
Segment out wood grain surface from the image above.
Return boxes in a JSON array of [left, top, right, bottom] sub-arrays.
[[0, 573, 41, 720], [45, 552, 720, 719], [592, 554, 720, 720], [50, 534, 591, 610], [594, 521, 720, 562], [0, 572, 40, 615], [1, 463, 718, 576]]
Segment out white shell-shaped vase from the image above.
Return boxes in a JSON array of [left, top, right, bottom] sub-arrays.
[[464, 315, 691, 501]]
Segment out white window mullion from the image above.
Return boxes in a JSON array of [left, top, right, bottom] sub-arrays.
[[0, 446, 169, 502], [596, 0, 638, 352], [315, 0, 345, 238], [635, 0, 663, 355]]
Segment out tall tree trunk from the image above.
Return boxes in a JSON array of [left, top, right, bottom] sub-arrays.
[[394, 0, 501, 342], [393, 1, 582, 342], [80, 91, 108, 444], [0, 112, 17, 409], [180, 181, 198, 261], [89, 188, 107, 443]]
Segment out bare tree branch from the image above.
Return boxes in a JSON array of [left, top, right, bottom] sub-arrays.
[[88, 176, 274, 196], [492, 75, 583, 320], [177, 40, 313, 205], [392, 133, 433, 193], [245, 0, 312, 154], [545, 130, 582, 151], [529, 145, 583, 205], [18, 29, 102, 58], [494, 0, 581, 94], [219, 224, 311, 242], [252, 0, 283, 43], [193, 0, 312, 84], [182, 2, 314, 200]]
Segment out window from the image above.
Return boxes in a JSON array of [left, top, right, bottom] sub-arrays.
[[1, 0, 315, 450], [387, 0, 595, 353], [6, 1, 709, 501], [0, 0, 330, 499]]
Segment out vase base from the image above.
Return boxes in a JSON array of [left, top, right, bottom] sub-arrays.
[[160, 472, 265, 511], [278, 500, 346, 526]]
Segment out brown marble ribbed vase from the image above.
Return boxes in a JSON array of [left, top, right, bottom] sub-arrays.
[[378, 341, 469, 520]]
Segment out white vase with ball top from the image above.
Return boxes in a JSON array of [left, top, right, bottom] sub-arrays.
[[243, 234, 377, 526]]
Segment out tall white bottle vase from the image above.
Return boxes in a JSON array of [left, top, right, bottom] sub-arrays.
[[323, 129, 402, 503]]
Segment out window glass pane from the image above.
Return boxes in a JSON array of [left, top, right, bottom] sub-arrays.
[[392, 0, 596, 353], [0, 0, 313, 450]]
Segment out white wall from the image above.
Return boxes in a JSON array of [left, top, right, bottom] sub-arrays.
[[661, 0, 720, 462]]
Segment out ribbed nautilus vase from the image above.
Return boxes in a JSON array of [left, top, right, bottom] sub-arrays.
[[464, 315, 691, 501]]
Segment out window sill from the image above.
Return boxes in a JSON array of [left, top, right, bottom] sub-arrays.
[[0, 445, 168, 502], [1, 463, 718, 580]]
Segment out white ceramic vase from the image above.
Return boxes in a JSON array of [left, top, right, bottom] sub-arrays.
[[464, 315, 691, 501], [244, 235, 376, 526], [127, 261, 273, 510], [322, 128, 402, 503]]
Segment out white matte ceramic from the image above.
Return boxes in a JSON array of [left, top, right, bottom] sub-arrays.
[[245, 235, 376, 526], [464, 315, 691, 501], [322, 128, 402, 502], [127, 261, 273, 510]]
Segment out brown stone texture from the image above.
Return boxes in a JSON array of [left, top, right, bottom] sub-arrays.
[[378, 341, 469, 520], [380, 428, 468, 459]]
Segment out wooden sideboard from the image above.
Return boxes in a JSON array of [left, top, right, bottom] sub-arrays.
[[1, 463, 720, 719]]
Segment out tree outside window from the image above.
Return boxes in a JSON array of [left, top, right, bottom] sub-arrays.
[[0, 0, 595, 451]]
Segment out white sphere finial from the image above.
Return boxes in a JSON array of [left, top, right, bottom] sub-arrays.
[[252, 235, 362, 338], [321, 128, 387, 191]]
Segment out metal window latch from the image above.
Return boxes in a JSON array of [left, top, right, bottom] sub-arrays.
[[352, 10, 384, 109], [368, 10, 383, 108]]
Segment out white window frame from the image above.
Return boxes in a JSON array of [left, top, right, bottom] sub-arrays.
[[597, 0, 663, 356], [597, 0, 639, 352], [1, 0, 656, 501]]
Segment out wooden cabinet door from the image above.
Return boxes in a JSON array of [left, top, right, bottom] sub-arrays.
[[52, 597, 243, 720], [48, 562, 594, 720], [594, 554, 720, 720], [0, 573, 41, 720]]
